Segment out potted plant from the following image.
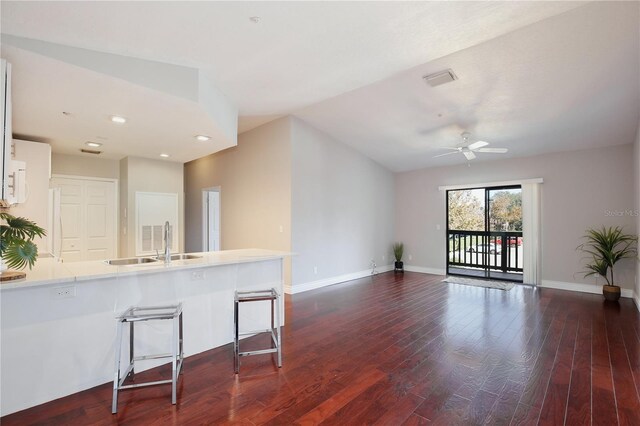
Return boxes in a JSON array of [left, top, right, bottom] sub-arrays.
[[0, 212, 46, 273], [577, 226, 637, 301], [393, 242, 404, 273]]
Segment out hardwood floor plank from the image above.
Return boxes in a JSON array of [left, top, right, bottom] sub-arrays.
[[3, 272, 639, 426], [464, 389, 498, 425], [511, 402, 541, 426], [371, 392, 425, 426], [620, 319, 640, 411], [537, 315, 578, 425], [565, 319, 592, 425], [482, 379, 524, 425], [401, 413, 431, 425], [605, 307, 640, 426], [592, 310, 619, 426], [293, 367, 386, 425]]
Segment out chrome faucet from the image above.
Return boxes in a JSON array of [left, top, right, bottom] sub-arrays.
[[164, 221, 171, 264]]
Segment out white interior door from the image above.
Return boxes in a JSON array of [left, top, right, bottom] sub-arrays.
[[51, 176, 117, 262], [203, 189, 220, 251]]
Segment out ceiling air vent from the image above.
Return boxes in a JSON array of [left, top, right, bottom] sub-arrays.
[[423, 69, 457, 87], [80, 148, 102, 155]]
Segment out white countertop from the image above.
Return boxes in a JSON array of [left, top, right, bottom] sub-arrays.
[[0, 249, 291, 290]]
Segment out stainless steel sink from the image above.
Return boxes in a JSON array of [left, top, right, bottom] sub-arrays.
[[105, 257, 159, 266], [154, 253, 202, 261]]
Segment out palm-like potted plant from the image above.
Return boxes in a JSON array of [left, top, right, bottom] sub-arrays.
[[0, 212, 46, 273], [577, 226, 637, 301], [393, 242, 404, 273]]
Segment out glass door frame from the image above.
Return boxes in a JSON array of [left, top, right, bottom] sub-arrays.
[[446, 184, 523, 282]]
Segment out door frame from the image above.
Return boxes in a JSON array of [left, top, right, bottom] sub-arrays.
[[201, 187, 221, 252], [446, 184, 523, 282], [50, 174, 119, 260]]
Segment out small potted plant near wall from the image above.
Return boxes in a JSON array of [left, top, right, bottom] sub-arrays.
[[393, 242, 404, 273], [577, 226, 637, 301], [0, 212, 46, 280]]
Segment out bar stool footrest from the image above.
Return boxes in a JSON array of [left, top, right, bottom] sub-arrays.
[[112, 303, 184, 414], [132, 353, 173, 362]]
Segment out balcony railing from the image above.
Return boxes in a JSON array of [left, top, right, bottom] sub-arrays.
[[448, 230, 523, 273]]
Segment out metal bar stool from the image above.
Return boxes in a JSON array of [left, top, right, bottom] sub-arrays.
[[234, 288, 281, 373], [112, 304, 184, 414]]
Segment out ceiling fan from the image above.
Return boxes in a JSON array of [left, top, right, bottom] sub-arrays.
[[434, 132, 508, 161]]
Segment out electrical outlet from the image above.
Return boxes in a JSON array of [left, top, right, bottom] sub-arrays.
[[52, 285, 75, 299], [313, 266, 318, 274], [408, 254, 413, 261], [382, 254, 385, 261], [191, 270, 205, 280]]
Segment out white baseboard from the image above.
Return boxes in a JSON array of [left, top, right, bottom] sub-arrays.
[[634, 292, 640, 312], [403, 265, 446, 276], [540, 280, 634, 299], [286, 264, 393, 294]]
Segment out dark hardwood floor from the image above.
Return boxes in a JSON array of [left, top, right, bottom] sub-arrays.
[[3, 272, 640, 425]]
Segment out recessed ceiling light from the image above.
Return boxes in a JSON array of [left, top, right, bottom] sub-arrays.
[[160, 153, 170, 158], [85, 141, 102, 148], [110, 115, 127, 124], [195, 135, 211, 142]]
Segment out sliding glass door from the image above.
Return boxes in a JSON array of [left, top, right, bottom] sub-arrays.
[[447, 185, 523, 282]]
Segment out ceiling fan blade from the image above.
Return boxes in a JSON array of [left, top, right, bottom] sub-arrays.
[[433, 151, 459, 158], [468, 141, 489, 150], [463, 151, 476, 160], [477, 148, 508, 154]]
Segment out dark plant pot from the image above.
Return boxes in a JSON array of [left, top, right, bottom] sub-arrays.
[[602, 285, 621, 302], [394, 261, 404, 272]]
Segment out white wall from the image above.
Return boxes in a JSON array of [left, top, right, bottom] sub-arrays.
[[290, 117, 395, 291], [51, 153, 119, 180], [396, 144, 637, 291], [10, 140, 51, 252], [184, 117, 292, 285], [119, 156, 184, 257]]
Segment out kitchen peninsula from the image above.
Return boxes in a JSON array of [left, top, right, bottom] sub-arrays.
[[0, 249, 289, 416]]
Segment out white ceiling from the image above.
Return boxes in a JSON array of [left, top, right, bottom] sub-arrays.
[[1, 45, 235, 162], [296, 1, 640, 171], [1, 1, 638, 170]]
